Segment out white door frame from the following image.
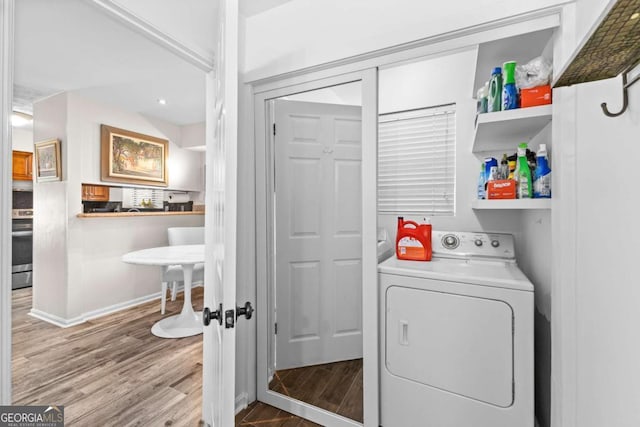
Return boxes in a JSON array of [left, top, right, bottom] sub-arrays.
[[255, 70, 378, 427], [202, 0, 239, 425], [0, 0, 223, 410], [0, 0, 15, 405]]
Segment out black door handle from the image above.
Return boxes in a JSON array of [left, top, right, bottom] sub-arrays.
[[236, 301, 254, 320], [203, 303, 222, 326]]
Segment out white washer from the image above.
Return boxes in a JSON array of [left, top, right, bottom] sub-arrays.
[[378, 231, 534, 427]]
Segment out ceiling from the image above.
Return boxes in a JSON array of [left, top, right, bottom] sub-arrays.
[[13, 0, 294, 127], [240, 0, 295, 17]]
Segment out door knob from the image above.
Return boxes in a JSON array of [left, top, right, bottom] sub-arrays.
[[203, 303, 223, 326], [236, 301, 254, 320]]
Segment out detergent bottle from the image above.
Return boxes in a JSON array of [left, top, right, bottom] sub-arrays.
[[488, 67, 503, 113], [502, 61, 518, 110], [533, 144, 552, 198], [396, 217, 432, 261], [515, 143, 533, 198], [477, 162, 486, 199]]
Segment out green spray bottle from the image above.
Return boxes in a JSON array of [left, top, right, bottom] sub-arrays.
[[515, 142, 532, 198]]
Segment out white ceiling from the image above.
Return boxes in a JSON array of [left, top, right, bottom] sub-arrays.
[[13, 0, 295, 126], [240, 0, 296, 17]]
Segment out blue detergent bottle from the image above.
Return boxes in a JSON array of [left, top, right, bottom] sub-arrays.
[[533, 144, 552, 198], [488, 67, 503, 113], [477, 162, 486, 199], [502, 61, 518, 110]]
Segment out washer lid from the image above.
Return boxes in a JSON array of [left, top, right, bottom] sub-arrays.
[[378, 256, 534, 292]]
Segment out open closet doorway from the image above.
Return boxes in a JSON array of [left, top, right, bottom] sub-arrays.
[[0, 0, 231, 424], [255, 71, 379, 427]]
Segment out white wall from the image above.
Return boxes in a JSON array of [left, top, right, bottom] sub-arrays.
[[112, 0, 215, 60], [572, 75, 640, 427], [285, 83, 362, 105], [32, 92, 206, 322], [548, 3, 640, 426], [67, 93, 204, 192], [180, 121, 206, 150], [377, 49, 521, 236], [243, 0, 570, 79], [11, 127, 32, 152], [32, 93, 69, 319]]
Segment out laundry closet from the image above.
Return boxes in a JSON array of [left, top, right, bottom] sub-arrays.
[[374, 24, 554, 426]]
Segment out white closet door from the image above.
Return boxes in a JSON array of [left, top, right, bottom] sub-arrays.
[[275, 99, 363, 370]]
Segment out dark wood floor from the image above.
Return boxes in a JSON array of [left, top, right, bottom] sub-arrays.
[[12, 287, 312, 427], [235, 401, 321, 426], [269, 359, 363, 423]]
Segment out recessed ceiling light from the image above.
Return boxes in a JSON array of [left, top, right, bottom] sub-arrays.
[[158, 98, 167, 105], [631, 12, 639, 20]]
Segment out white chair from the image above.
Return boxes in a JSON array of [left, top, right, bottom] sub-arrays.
[[160, 226, 205, 314]]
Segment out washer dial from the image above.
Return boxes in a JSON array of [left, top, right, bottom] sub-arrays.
[[442, 234, 460, 249]]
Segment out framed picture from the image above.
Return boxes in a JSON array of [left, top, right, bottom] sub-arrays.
[[100, 125, 169, 187], [34, 139, 62, 182]]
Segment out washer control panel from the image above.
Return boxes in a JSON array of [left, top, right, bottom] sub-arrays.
[[432, 231, 515, 260]]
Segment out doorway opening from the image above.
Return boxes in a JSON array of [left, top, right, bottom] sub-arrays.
[[9, 1, 208, 424], [255, 70, 379, 427]]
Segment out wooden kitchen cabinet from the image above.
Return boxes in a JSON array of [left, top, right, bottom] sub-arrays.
[[12, 151, 33, 181], [82, 184, 110, 201]]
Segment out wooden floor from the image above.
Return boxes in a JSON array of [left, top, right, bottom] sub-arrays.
[[269, 359, 363, 423], [12, 287, 312, 427]]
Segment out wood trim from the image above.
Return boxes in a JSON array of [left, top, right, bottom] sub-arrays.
[[77, 211, 204, 218], [0, 0, 14, 405]]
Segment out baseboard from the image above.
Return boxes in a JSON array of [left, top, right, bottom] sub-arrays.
[[82, 291, 164, 322], [235, 392, 249, 415], [28, 283, 204, 328], [28, 309, 85, 328], [170, 282, 204, 294]]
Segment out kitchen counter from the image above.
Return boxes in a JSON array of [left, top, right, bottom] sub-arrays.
[[77, 211, 204, 218]]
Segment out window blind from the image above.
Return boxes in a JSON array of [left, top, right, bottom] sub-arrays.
[[378, 104, 456, 216], [131, 188, 164, 209]]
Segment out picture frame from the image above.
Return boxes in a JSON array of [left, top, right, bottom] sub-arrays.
[[34, 138, 62, 182], [100, 124, 169, 187]]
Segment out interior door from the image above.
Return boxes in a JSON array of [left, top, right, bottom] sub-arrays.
[[274, 99, 363, 370], [201, 1, 238, 426]]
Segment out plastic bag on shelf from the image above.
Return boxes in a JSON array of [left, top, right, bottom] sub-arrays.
[[516, 56, 553, 89]]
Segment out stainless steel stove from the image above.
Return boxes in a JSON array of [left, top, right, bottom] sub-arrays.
[[12, 209, 33, 289]]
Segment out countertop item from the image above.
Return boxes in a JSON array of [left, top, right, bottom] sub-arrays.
[[77, 211, 204, 218], [122, 244, 205, 338]]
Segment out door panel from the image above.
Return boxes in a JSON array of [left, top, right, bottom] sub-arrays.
[[290, 158, 322, 236], [202, 1, 238, 426], [333, 259, 362, 335], [290, 261, 321, 340], [275, 100, 362, 370], [385, 286, 514, 408], [334, 160, 362, 234]]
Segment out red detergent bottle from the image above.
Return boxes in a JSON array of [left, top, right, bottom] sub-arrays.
[[395, 217, 432, 261]]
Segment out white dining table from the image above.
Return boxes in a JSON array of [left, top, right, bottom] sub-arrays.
[[122, 244, 204, 338]]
